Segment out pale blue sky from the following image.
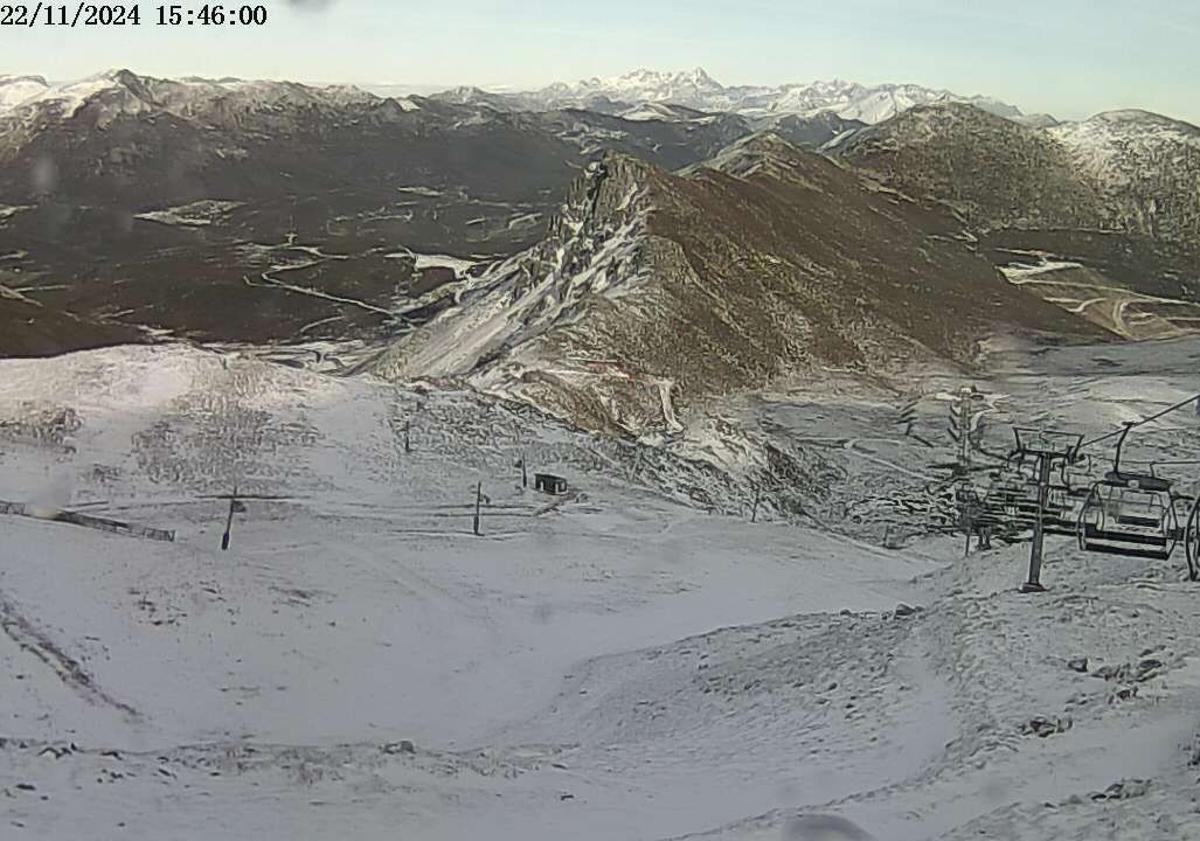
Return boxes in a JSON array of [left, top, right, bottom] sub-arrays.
[[5, 0, 1198, 123]]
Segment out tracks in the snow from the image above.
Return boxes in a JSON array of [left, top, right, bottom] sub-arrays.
[[0, 589, 139, 721]]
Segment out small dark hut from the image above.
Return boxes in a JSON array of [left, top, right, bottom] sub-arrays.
[[534, 473, 568, 495]]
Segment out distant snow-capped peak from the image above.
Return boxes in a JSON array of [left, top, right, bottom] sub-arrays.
[[0, 69, 388, 123], [0, 74, 52, 111], [511, 68, 1028, 124], [545, 67, 724, 103]]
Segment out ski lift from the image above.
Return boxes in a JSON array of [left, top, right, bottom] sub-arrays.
[[1076, 425, 1181, 560], [1077, 471, 1179, 560], [1041, 453, 1093, 536], [1185, 496, 1200, 581], [977, 462, 1034, 534], [1043, 482, 1086, 536], [995, 464, 1040, 529], [979, 454, 1078, 536]]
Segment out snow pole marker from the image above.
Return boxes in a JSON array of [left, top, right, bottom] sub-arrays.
[[221, 485, 238, 551], [473, 481, 482, 536]]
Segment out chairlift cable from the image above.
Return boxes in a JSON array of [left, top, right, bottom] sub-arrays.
[[1119, 458, 1200, 467], [1078, 392, 1200, 450]]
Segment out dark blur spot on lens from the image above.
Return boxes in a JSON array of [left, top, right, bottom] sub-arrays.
[[31, 156, 58, 197], [110, 208, 135, 235], [783, 814, 877, 841], [38, 202, 73, 241]]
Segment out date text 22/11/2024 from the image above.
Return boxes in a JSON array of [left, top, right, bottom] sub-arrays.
[[0, 3, 268, 27]]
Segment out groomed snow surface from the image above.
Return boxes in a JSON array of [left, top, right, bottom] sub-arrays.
[[2, 343, 1200, 840]]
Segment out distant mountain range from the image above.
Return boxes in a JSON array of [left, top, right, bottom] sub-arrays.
[[430, 67, 1053, 126], [1, 67, 1198, 416], [0, 69, 871, 355], [4, 68, 1025, 126]]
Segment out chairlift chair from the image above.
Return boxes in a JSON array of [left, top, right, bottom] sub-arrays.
[[980, 462, 1043, 534], [1041, 455, 1092, 535], [1184, 495, 1200, 581], [1043, 482, 1086, 536], [1077, 471, 1180, 560]]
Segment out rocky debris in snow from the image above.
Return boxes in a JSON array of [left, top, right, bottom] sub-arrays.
[[37, 743, 77, 759], [1066, 657, 1089, 673], [1089, 778, 1151, 801], [1092, 663, 1133, 682], [382, 740, 416, 755], [1021, 716, 1072, 738], [1092, 657, 1167, 684], [1136, 658, 1164, 680], [1111, 685, 1140, 702]]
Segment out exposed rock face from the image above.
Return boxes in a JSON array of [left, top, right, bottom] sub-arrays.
[[371, 138, 1105, 435]]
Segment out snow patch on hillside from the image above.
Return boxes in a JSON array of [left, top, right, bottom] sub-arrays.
[[134, 199, 244, 227]]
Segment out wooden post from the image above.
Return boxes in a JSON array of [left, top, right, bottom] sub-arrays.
[[473, 481, 482, 536], [750, 483, 761, 523], [221, 485, 237, 551], [521, 455, 527, 488], [404, 419, 411, 454]]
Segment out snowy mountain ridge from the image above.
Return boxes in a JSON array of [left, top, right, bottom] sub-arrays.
[[464, 67, 1031, 124], [1048, 108, 1200, 242], [370, 139, 1102, 436], [835, 100, 1200, 245], [0, 68, 392, 124]]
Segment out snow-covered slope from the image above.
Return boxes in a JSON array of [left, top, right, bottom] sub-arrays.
[[4, 338, 1200, 840], [0, 75, 49, 111]]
